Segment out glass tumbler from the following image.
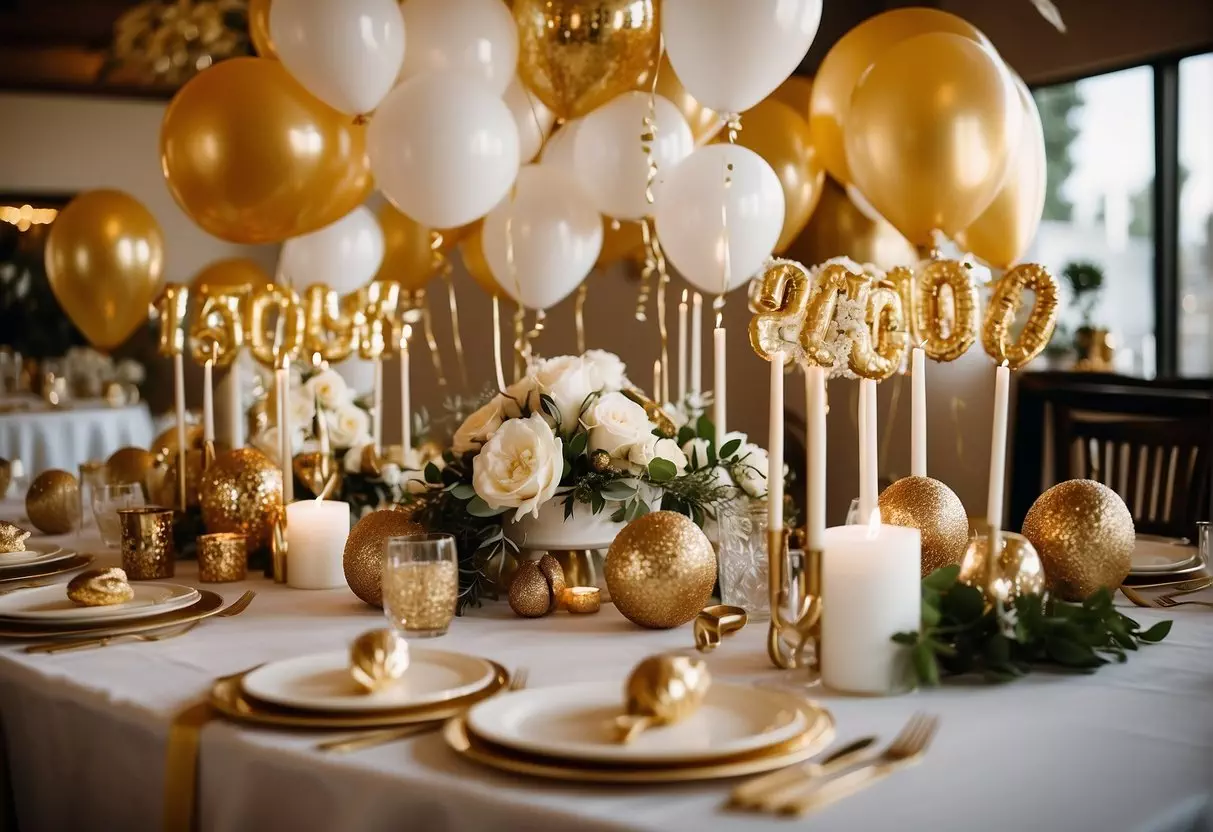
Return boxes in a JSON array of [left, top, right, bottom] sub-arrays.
[[382, 533, 458, 638], [94, 483, 146, 548], [718, 501, 771, 618]]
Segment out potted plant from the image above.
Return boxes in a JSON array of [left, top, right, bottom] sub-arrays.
[[1061, 260, 1113, 370]]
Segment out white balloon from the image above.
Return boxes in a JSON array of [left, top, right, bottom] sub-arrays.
[[654, 144, 785, 295], [662, 0, 822, 114], [398, 0, 518, 96], [504, 77, 555, 164], [270, 0, 405, 115], [279, 206, 384, 293], [482, 165, 602, 310], [369, 74, 520, 230], [540, 119, 581, 175], [573, 92, 693, 220]]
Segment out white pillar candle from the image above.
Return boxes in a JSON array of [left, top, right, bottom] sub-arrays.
[[690, 292, 703, 396], [173, 352, 187, 512], [713, 325, 726, 438], [202, 358, 215, 444], [987, 362, 1010, 532], [277, 363, 293, 504], [399, 326, 412, 451], [372, 360, 384, 455], [820, 521, 921, 695], [285, 500, 350, 589], [857, 380, 872, 521], [911, 347, 926, 478], [677, 291, 688, 404], [805, 367, 826, 551], [767, 352, 785, 532]]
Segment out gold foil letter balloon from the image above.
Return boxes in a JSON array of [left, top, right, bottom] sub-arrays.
[[901, 259, 980, 363], [748, 259, 811, 364], [44, 189, 166, 350], [154, 283, 190, 357], [845, 274, 907, 380], [302, 284, 356, 364], [190, 288, 244, 367], [800, 264, 851, 368], [247, 283, 304, 367], [354, 280, 401, 361], [981, 264, 1060, 369]]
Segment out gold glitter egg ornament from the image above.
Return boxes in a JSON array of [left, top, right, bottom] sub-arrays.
[[879, 476, 970, 577], [200, 447, 283, 552], [349, 629, 410, 693], [343, 508, 426, 608], [606, 511, 717, 629], [26, 469, 79, 534], [1022, 479, 1135, 601], [959, 531, 1046, 605], [508, 560, 553, 618], [538, 553, 567, 612], [615, 653, 712, 743]]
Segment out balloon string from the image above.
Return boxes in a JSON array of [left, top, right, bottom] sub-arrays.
[[417, 288, 447, 389], [525, 309, 545, 364], [512, 304, 525, 381], [492, 295, 507, 393], [633, 39, 664, 326], [714, 159, 735, 317], [574, 281, 588, 355], [725, 112, 742, 143], [634, 221, 651, 323], [431, 234, 467, 390]]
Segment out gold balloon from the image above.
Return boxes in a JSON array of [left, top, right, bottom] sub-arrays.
[[353, 280, 401, 361], [106, 447, 156, 491], [248, 0, 276, 58], [191, 258, 268, 294], [190, 287, 245, 367], [959, 531, 1046, 605], [1022, 479, 1135, 601], [514, 0, 659, 120], [606, 511, 716, 629], [784, 178, 916, 273], [199, 447, 283, 552], [152, 424, 206, 459], [809, 8, 990, 186], [731, 98, 824, 253], [749, 259, 812, 363], [26, 470, 79, 535], [376, 203, 438, 292], [891, 259, 980, 363], [844, 33, 1018, 245], [154, 283, 190, 358], [44, 190, 166, 350], [956, 75, 1047, 269], [247, 283, 304, 367], [597, 218, 645, 269], [981, 263, 1060, 370], [343, 508, 426, 608], [879, 476, 970, 577], [770, 75, 814, 118], [301, 284, 356, 363], [160, 57, 373, 244], [646, 52, 721, 146], [459, 223, 504, 297], [845, 274, 907, 381]]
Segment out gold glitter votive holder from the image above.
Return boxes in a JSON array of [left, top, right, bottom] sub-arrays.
[[562, 586, 601, 614], [118, 507, 176, 580], [197, 533, 247, 583]]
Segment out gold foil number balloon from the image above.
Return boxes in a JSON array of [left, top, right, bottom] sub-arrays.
[[353, 280, 401, 361], [247, 283, 304, 367], [909, 259, 980, 363], [302, 284, 357, 364], [748, 259, 812, 364], [981, 263, 1060, 370], [190, 288, 244, 367], [154, 283, 190, 357], [801, 264, 851, 367], [846, 273, 908, 380]]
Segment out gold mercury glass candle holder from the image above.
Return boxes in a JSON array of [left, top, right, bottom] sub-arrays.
[[197, 532, 247, 583], [118, 506, 176, 580]]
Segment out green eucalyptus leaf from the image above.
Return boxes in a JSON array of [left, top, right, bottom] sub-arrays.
[[424, 462, 443, 484], [923, 565, 961, 591], [1138, 620, 1173, 643], [450, 483, 477, 500], [647, 458, 677, 482], [466, 496, 509, 518], [568, 432, 588, 456], [719, 438, 741, 458]]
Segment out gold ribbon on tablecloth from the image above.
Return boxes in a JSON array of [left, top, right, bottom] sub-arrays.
[[163, 701, 213, 832]]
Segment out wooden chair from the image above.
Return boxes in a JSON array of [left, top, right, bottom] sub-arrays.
[[1011, 372, 1212, 539]]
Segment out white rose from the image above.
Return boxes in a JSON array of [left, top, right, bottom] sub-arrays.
[[501, 375, 538, 418], [305, 369, 351, 410], [288, 390, 316, 428], [344, 443, 369, 474], [682, 438, 712, 470], [472, 413, 564, 520], [534, 356, 594, 433], [453, 397, 506, 455], [628, 435, 688, 472], [327, 404, 371, 448], [378, 463, 402, 488], [731, 443, 770, 498], [586, 392, 652, 459], [582, 349, 629, 391]]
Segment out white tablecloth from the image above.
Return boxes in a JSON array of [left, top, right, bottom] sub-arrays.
[[0, 399, 154, 477], [0, 515, 1210, 832]]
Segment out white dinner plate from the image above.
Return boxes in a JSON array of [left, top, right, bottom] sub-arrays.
[[1130, 536, 1198, 574], [466, 681, 813, 765], [0, 582, 200, 624], [0, 546, 68, 569], [241, 649, 496, 713]]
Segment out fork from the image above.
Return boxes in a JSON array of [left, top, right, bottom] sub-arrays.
[[315, 665, 529, 754], [1150, 594, 1213, 609], [728, 736, 876, 809], [1121, 583, 1211, 609], [776, 713, 939, 817]]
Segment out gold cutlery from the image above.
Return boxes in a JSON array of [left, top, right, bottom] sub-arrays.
[[728, 735, 876, 809], [777, 713, 939, 817], [315, 666, 529, 754], [0, 580, 50, 596], [1121, 582, 1211, 609], [25, 590, 256, 654], [1149, 594, 1213, 609]]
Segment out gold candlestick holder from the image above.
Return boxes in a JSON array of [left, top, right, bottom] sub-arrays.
[[766, 528, 822, 670]]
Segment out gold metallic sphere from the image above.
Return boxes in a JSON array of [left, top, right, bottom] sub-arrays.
[[1022, 479, 1135, 601], [26, 469, 79, 535], [343, 508, 426, 608], [152, 449, 205, 508], [199, 447, 283, 552], [508, 560, 553, 618], [152, 424, 205, 459], [606, 511, 717, 629], [106, 447, 156, 493], [879, 476, 970, 577], [959, 531, 1046, 605]]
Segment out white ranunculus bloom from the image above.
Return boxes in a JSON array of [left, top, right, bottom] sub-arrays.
[[344, 442, 371, 474], [628, 435, 688, 472], [582, 349, 629, 392], [732, 443, 770, 498], [453, 396, 507, 455], [586, 391, 652, 459], [533, 355, 594, 433], [305, 368, 352, 410], [681, 438, 712, 471], [472, 413, 564, 520], [327, 403, 372, 448]]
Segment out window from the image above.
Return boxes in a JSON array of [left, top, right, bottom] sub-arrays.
[[1178, 53, 1212, 376]]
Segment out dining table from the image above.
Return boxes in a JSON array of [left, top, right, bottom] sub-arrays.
[[0, 397, 154, 479], [0, 505, 1210, 832]]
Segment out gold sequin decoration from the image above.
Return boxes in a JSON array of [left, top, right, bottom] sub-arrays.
[[879, 476, 970, 577], [606, 511, 717, 629], [199, 447, 283, 553], [26, 470, 79, 535], [342, 509, 426, 608], [1022, 479, 1135, 601]]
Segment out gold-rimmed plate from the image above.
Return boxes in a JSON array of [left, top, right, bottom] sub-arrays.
[[0, 589, 222, 639], [0, 553, 93, 585], [209, 662, 509, 730], [446, 700, 835, 783]]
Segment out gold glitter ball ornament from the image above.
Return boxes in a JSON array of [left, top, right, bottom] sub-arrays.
[[26, 469, 79, 535], [538, 553, 567, 612], [959, 531, 1046, 605], [343, 509, 426, 608], [1022, 479, 1135, 601], [67, 567, 134, 607], [152, 424, 205, 458], [106, 447, 156, 493], [508, 560, 553, 618], [879, 476, 970, 577], [350, 629, 410, 693], [152, 448, 205, 508], [606, 511, 717, 629], [199, 448, 283, 552]]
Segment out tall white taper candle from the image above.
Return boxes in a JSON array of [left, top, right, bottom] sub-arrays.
[[400, 326, 412, 451], [767, 352, 785, 533], [202, 358, 215, 444], [677, 291, 688, 404], [866, 378, 878, 513], [372, 360, 383, 455], [173, 352, 187, 511], [690, 293, 703, 396], [911, 347, 926, 477], [278, 362, 293, 503], [805, 367, 826, 551], [713, 325, 726, 439], [987, 362, 1010, 532]]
